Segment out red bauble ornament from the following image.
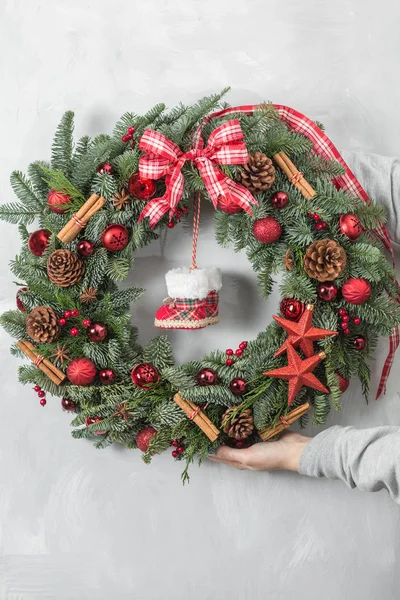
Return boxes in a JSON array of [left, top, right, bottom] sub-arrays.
[[77, 240, 95, 257], [101, 224, 129, 252], [61, 397, 76, 411], [196, 368, 218, 386], [342, 278, 371, 305], [99, 368, 116, 385], [353, 336, 367, 351], [317, 282, 339, 302], [136, 426, 157, 452], [131, 363, 160, 388], [87, 322, 108, 342], [336, 372, 350, 393], [28, 229, 51, 256], [280, 298, 305, 321], [218, 195, 242, 214], [97, 162, 113, 175], [271, 191, 289, 209], [47, 189, 71, 214], [253, 217, 282, 244], [85, 417, 106, 435], [339, 213, 363, 241], [230, 377, 247, 395], [16, 287, 28, 311], [128, 173, 156, 200], [67, 358, 97, 386]]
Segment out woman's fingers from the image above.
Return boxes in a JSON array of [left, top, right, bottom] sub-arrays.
[[208, 455, 247, 470], [208, 445, 250, 470]]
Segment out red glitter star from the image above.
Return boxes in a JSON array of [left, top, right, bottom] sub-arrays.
[[264, 344, 329, 406], [274, 305, 337, 358]]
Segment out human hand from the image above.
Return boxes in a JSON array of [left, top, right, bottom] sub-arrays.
[[208, 431, 311, 472]]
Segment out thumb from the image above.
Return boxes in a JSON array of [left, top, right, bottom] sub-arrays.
[[213, 445, 247, 463]]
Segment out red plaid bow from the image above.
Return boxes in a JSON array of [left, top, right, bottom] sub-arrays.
[[137, 119, 257, 227]]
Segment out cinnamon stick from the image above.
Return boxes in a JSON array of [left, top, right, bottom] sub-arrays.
[[273, 151, 316, 200], [17, 340, 66, 385], [57, 194, 106, 243], [258, 402, 311, 441], [173, 392, 220, 442]]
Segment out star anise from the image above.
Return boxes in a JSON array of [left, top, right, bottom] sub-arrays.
[[283, 249, 294, 271], [51, 343, 71, 366], [111, 189, 131, 211], [114, 402, 131, 422], [80, 288, 97, 304]]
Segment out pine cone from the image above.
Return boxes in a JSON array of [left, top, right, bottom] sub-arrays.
[[238, 152, 276, 193], [47, 250, 85, 287], [26, 306, 60, 343], [304, 239, 346, 282], [222, 407, 254, 440]]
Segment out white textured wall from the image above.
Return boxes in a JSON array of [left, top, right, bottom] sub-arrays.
[[1, 1, 400, 598]]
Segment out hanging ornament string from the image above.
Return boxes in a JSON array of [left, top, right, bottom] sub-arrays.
[[190, 193, 201, 270]]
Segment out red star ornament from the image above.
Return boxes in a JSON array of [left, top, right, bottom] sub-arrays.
[[274, 305, 337, 358], [264, 344, 329, 406]]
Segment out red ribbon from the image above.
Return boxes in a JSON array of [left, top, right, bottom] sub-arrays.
[[137, 119, 257, 227]]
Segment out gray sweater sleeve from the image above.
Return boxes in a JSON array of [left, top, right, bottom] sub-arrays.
[[298, 426, 400, 503]]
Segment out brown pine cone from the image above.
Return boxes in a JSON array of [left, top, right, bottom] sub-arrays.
[[222, 407, 254, 440], [238, 152, 276, 193], [304, 239, 347, 282], [47, 250, 85, 287], [26, 306, 60, 343]]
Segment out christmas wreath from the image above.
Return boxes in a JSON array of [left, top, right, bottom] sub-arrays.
[[1, 91, 399, 482]]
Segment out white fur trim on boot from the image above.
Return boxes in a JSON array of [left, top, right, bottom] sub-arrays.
[[165, 268, 209, 300], [205, 267, 222, 292]]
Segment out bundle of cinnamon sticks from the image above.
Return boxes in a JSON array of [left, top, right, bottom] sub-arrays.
[[17, 340, 66, 386], [273, 151, 316, 200], [258, 402, 310, 441], [173, 392, 220, 442], [57, 193, 106, 244]]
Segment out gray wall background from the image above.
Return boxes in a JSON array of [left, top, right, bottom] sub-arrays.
[[1, 1, 400, 598]]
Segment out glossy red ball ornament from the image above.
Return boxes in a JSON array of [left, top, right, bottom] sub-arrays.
[[136, 426, 157, 452], [76, 239, 95, 257], [218, 195, 242, 214], [67, 358, 97, 386], [271, 191, 289, 209], [226, 358, 234, 366], [317, 282, 338, 302], [47, 189, 71, 214], [336, 372, 350, 393], [253, 217, 282, 244], [196, 368, 218, 386], [101, 224, 129, 252], [38, 390, 45, 398], [97, 162, 113, 175], [128, 173, 156, 200], [230, 377, 247, 396], [131, 363, 160, 388], [61, 397, 76, 411], [342, 278, 371, 305], [70, 327, 79, 337], [87, 323, 108, 343], [339, 213, 363, 242], [40, 398, 47, 406], [28, 229, 51, 256], [280, 298, 305, 321], [16, 287, 28, 311], [99, 368, 116, 385], [353, 336, 367, 351], [85, 416, 106, 435]]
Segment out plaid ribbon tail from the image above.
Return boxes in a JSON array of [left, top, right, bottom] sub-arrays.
[[138, 195, 170, 228]]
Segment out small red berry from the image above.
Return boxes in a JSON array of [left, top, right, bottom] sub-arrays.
[[167, 222, 175, 229], [313, 213, 321, 222], [315, 222, 324, 231], [177, 446, 184, 454], [226, 358, 234, 366], [239, 341, 248, 350], [339, 308, 347, 316], [127, 126, 135, 134], [320, 221, 328, 229], [344, 328, 351, 335], [38, 390, 45, 398], [226, 349, 234, 356], [70, 327, 79, 337], [64, 310, 71, 319], [82, 318, 91, 327], [236, 440, 244, 448], [171, 440, 179, 447], [342, 314, 350, 322], [121, 134, 129, 142], [40, 398, 47, 406], [235, 349, 243, 356], [172, 450, 179, 458], [307, 211, 314, 217], [34, 385, 41, 392], [71, 309, 79, 317], [59, 317, 67, 326], [353, 317, 361, 325], [341, 322, 348, 329]]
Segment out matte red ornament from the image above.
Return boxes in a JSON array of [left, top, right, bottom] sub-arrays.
[[339, 213, 363, 241], [230, 377, 247, 395], [136, 426, 157, 452], [274, 305, 337, 358], [61, 397, 76, 411], [16, 287, 28, 311], [101, 224, 129, 252], [97, 162, 113, 175], [28, 229, 51, 256], [87, 322, 108, 343], [271, 191, 289, 209], [353, 336, 367, 351], [280, 298, 305, 321], [264, 344, 329, 406], [218, 195, 242, 214], [85, 416, 106, 435], [196, 368, 217, 386], [128, 173, 156, 200], [317, 282, 338, 302], [253, 216, 282, 244], [131, 363, 160, 388], [67, 358, 96, 386], [47, 189, 71, 214], [77, 240, 95, 257], [99, 368, 116, 385], [342, 278, 371, 305], [336, 372, 350, 393]]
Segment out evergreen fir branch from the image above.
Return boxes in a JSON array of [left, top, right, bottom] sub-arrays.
[[149, 402, 183, 428], [280, 272, 317, 303], [72, 136, 91, 171], [27, 161, 51, 198], [96, 287, 145, 313], [162, 366, 195, 389], [10, 170, 44, 211], [18, 364, 66, 396], [143, 336, 174, 370], [51, 111, 75, 176], [40, 165, 86, 209], [0, 202, 38, 225], [0, 310, 27, 339], [81, 246, 109, 290], [113, 150, 139, 185], [105, 256, 131, 282], [312, 394, 331, 425], [213, 211, 231, 248], [91, 172, 118, 200], [256, 271, 274, 298]]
